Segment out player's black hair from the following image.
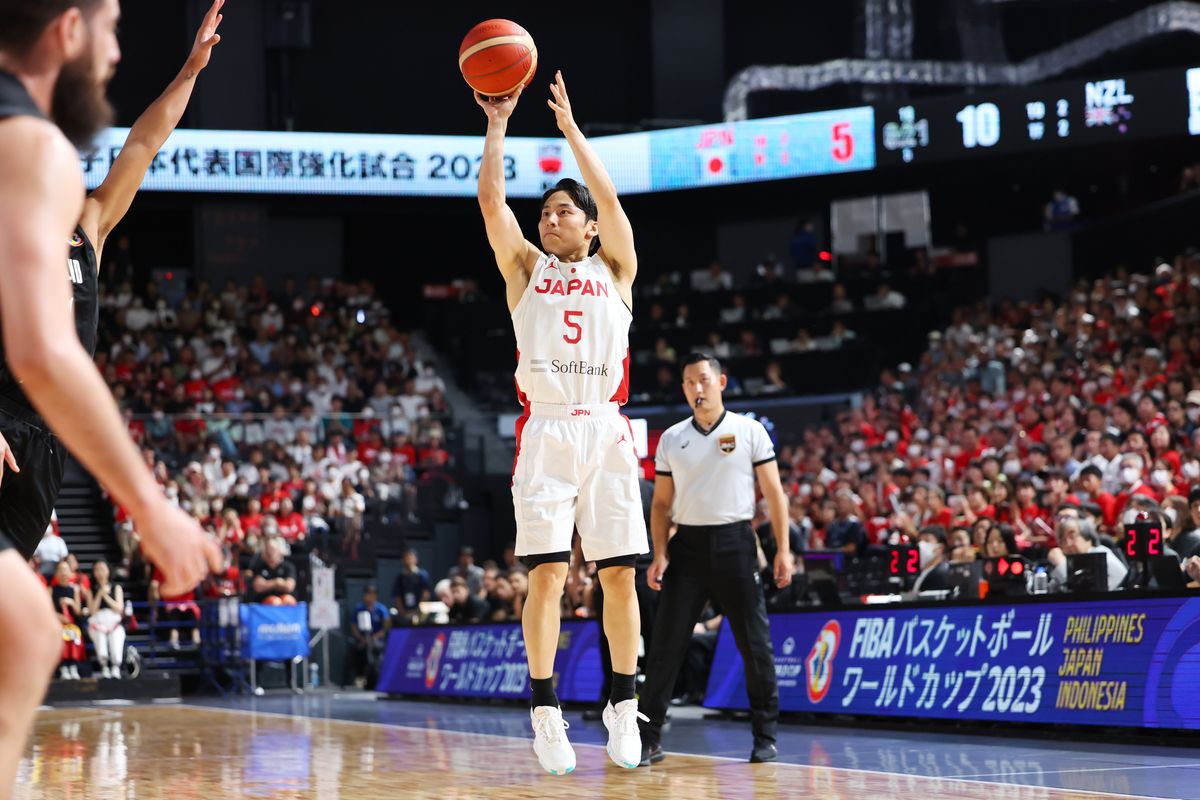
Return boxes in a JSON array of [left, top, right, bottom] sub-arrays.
[[681, 351, 722, 378], [0, 0, 101, 56], [542, 178, 601, 256]]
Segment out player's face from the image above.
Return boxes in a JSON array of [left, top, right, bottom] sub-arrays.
[[51, 0, 120, 148], [538, 192, 596, 258], [681, 361, 726, 411]]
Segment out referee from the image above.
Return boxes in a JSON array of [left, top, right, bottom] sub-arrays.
[[638, 352, 794, 765]]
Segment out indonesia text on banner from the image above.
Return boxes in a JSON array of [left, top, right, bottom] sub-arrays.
[[704, 596, 1200, 729]]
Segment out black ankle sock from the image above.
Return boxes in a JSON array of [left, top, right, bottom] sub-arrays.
[[610, 671, 637, 705], [530, 676, 558, 709]]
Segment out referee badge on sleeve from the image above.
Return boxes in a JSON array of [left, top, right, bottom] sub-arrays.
[[719, 434, 736, 454]]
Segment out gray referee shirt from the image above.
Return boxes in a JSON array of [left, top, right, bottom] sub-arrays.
[[655, 410, 776, 526]]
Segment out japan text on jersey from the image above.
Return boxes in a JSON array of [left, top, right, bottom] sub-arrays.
[[512, 253, 631, 407]]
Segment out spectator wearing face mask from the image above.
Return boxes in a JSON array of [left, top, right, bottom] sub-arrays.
[[1116, 454, 1159, 512], [912, 526, 951, 592]]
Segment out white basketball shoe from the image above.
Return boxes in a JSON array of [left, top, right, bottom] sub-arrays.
[[602, 699, 647, 769], [531, 706, 576, 775]]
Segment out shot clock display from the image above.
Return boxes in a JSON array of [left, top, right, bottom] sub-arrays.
[[1124, 520, 1165, 563], [877, 65, 1200, 166], [888, 545, 921, 578]]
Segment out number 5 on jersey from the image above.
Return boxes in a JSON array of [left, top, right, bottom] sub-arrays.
[[563, 310, 583, 344]]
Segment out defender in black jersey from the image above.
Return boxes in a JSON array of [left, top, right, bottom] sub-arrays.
[[0, 3, 220, 795], [0, 0, 223, 559]]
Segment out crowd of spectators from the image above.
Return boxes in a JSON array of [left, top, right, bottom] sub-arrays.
[[766, 254, 1200, 595], [96, 271, 462, 587]]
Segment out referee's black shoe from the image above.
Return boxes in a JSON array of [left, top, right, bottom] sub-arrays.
[[639, 741, 665, 766], [749, 739, 778, 763]]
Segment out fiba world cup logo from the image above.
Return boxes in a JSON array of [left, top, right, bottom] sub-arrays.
[[425, 632, 447, 689], [805, 621, 841, 704]]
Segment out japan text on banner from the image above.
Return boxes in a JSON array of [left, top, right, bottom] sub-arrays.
[[80, 108, 875, 198], [704, 597, 1200, 730], [375, 620, 603, 703], [240, 602, 311, 661]]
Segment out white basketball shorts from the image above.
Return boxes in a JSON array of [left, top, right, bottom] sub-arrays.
[[512, 402, 649, 562]]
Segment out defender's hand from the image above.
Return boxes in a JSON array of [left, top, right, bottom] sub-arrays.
[[136, 500, 222, 596], [185, 0, 224, 74]]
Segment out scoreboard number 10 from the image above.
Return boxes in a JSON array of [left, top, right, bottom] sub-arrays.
[[955, 102, 1001, 149]]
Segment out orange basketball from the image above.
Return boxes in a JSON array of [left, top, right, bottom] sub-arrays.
[[458, 19, 537, 97]]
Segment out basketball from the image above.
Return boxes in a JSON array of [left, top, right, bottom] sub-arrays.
[[458, 19, 537, 97]]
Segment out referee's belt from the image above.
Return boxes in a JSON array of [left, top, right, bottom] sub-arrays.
[[675, 521, 754, 535]]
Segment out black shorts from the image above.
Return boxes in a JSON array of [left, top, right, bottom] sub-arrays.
[[0, 410, 66, 561]]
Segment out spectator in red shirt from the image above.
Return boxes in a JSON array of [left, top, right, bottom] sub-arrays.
[[259, 480, 289, 515], [356, 431, 384, 466], [240, 498, 265, 541], [217, 508, 246, 553], [962, 484, 996, 524], [1014, 478, 1053, 549], [203, 550, 245, 601], [276, 498, 307, 546], [925, 486, 953, 530], [390, 434, 417, 469], [1078, 465, 1120, 530]]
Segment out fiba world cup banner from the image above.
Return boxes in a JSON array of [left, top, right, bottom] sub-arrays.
[[705, 596, 1200, 729], [376, 620, 603, 702]]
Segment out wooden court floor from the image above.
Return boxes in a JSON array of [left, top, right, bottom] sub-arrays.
[[14, 705, 1164, 800]]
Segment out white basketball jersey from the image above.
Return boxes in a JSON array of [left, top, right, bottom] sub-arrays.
[[512, 252, 631, 406]]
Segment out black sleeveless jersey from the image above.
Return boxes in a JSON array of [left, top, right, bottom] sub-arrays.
[[67, 225, 101, 357], [0, 68, 42, 122], [0, 71, 101, 409]]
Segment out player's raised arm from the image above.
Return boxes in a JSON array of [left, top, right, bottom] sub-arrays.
[[476, 89, 539, 303], [81, 0, 224, 255], [547, 71, 636, 287]]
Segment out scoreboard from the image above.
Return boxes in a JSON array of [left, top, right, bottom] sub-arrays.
[[876, 66, 1200, 166], [81, 66, 1200, 197]]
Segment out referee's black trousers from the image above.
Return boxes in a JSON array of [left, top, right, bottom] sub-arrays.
[[638, 522, 778, 746]]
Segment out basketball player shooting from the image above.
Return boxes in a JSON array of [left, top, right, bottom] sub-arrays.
[[476, 71, 649, 774], [0, 3, 220, 795]]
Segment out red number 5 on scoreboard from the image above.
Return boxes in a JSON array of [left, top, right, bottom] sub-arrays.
[[832, 122, 854, 163], [563, 310, 583, 344]]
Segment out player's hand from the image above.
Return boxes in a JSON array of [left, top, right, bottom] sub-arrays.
[[475, 87, 522, 123], [185, 0, 224, 74], [135, 500, 222, 596], [547, 70, 578, 133], [0, 431, 19, 489], [773, 550, 795, 589], [647, 554, 669, 592]]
